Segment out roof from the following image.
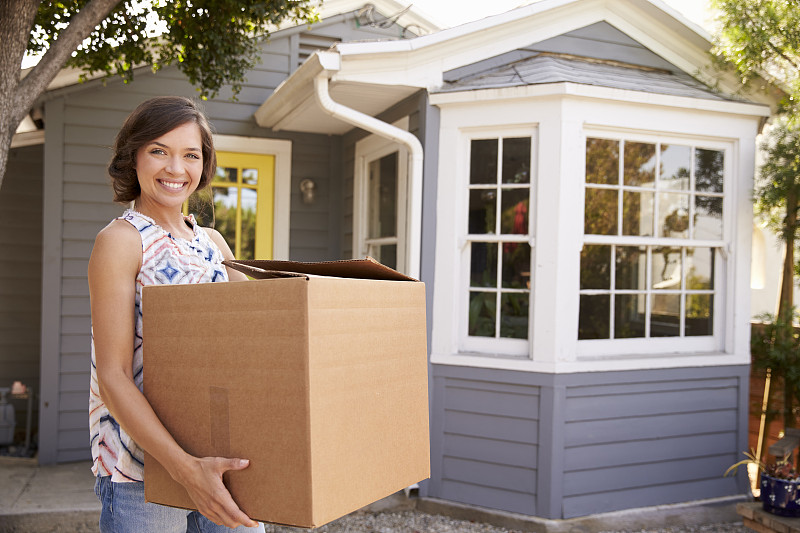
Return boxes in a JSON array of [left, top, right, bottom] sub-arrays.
[[256, 0, 777, 135], [436, 51, 740, 103]]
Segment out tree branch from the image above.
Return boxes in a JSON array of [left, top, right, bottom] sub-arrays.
[[14, 0, 121, 123]]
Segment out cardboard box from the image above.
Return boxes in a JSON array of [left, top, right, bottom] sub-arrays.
[[142, 258, 430, 528]]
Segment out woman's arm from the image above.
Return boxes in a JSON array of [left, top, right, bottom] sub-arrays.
[[89, 220, 257, 528], [204, 227, 249, 282]]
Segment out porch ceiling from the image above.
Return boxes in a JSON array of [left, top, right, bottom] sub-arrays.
[[264, 79, 419, 135]]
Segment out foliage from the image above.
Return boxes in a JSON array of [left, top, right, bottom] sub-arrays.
[[756, 120, 800, 241], [752, 311, 800, 429], [28, 0, 319, 100], [725, 449, 799, 481], [711, 0, 800, 117]]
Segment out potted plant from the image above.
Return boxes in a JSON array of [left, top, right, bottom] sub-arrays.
[[727, 451, 800, 517]]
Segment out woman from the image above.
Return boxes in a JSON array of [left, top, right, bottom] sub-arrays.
[[88, 96, 262, 532]]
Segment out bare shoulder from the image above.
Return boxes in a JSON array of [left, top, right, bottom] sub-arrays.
[[89, 219, 142, 277], [202, 227, 233, 259]]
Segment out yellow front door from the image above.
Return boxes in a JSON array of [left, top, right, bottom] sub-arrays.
[[185, 152, 275, 260]]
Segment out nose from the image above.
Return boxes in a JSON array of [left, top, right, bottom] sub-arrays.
[[165, 154, 183, 175]]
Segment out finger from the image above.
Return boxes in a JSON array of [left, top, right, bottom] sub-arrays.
[[222, 458, 250, 472]]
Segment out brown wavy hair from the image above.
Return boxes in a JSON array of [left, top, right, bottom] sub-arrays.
[[108, 96, 216, 203]]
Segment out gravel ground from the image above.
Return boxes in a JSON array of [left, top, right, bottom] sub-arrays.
[[261, 510, 749, 533]]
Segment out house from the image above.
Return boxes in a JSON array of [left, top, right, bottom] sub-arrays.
[[3, 0, 780, 522]]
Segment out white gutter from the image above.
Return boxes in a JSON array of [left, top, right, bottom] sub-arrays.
[[313, 74, 424, 280]]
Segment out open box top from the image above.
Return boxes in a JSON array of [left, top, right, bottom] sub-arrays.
[[223, 257, 417, 282]]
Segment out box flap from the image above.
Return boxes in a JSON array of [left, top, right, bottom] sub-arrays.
[[224, 257, 417, 282]]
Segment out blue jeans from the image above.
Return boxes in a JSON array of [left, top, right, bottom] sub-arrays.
[[94, 476, 265, 533]]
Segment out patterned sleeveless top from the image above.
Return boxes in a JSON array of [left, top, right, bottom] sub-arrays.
[[90, 209, 229, 482]]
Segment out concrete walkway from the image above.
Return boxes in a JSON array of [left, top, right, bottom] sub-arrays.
[[0, 457, 749, 533]]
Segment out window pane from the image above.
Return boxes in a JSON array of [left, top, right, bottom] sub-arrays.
[[586, 138, 619, 185], [469, 292, 496, 337], [658, 192, 689, 238], [368, 153, 397, 239], [650, 294, 680, 337], [584, 188, 618, 235], [622, 190, 654, 236], [501, 189, 528, 234], [502, 137, 531, 184], [369, 244, 397, 270], [578, 295, 610, 339], [242, 168, 258, 186], [659, 144, 690, 190], [686, 247, 714, 290], [695, 148, 724, 193], [240, 188, 257, 260], [500, 293, 528, 338], [623, 141, 656, 187], [694, 196, 723, 240], [685, 294, 713, 336], [615, 246, 646, 290], [471, 242, 497, 288], [469, 189, 496, 234], [470, 139, 498, 184], [212, 187, 238, 255], [502, 243, 530, 289], [652, 247, 682, 290], [615, 294, 646, 338], [214, 166, 237, 184], [580, 244, 611, 290]]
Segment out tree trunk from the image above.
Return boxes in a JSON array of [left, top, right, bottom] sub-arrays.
[[778, 188, 797, 322]]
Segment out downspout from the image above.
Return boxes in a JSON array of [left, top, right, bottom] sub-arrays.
[[313, 74, 424, 280]]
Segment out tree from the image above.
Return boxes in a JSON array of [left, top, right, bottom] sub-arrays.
[[0, 0, 318, 193]]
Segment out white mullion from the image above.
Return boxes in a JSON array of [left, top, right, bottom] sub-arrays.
[[645, 246, 652, 338], [617, 140, 624, 237], [689, 146, 696, 242], [680, 247, 686, 337]]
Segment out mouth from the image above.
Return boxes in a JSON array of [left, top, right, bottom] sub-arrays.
[[158, 179, 188, 191]]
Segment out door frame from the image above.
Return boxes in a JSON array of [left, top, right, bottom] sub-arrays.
[[213, 135, 291, 259]]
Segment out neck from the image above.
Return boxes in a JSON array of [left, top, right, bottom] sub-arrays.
[[132, 199, 190, 237]]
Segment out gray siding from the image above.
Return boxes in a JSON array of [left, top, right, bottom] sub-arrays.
[[37, 14, 412, 463], [429, 364, 749, 519], [0, 144, 43, 444]]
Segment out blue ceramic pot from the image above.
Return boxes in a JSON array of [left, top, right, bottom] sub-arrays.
[[761, 472, 800, 517]]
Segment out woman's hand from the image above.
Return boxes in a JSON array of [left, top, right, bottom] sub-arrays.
[[174, 456, 259, 528]]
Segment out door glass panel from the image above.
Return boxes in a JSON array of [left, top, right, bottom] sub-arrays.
[[368, 153, 397, 239], [470, 139, 498, 184], [214, 166, 237, 184], [242, 168, 258, 186], [240, 188, 257, 260], [213, 187, 238, 255]]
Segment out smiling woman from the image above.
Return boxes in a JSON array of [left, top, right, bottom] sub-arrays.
[[87, 96, 261, 532]]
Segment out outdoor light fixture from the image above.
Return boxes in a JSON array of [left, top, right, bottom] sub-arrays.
[[300, 178, 316, 205]]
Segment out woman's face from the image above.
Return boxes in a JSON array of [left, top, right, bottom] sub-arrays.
[[135, 122, 204, 209]]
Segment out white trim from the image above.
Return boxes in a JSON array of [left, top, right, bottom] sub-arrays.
[[354, 117, 410, 271], [213, 135, 292, 260], [429, 83, 771, 118]]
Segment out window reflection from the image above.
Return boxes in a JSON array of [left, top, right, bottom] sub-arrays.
[[500, 293, 528, 338], [584, 188, 618, 235], [501, 190, 528, 234], [502, 243, 530, 289], [470, 139, 498, 184], [623, 191, 653, 236], [578, 295, 610, 339], [695, 149, 724, 193], [651, 247, 682, 290], [623, 141, 656, 187], [368, 153, 397, 239], [502, 138, 531, 184], [469, 189, 496, 234], [581, 245, 611, 290], [471, 242, 497, 288], [586, 138, 619, 185], [694, 196, 723, 240], [685, 294, 713, 336], [686, 248, 714, 290], [659, 144, 690, 190], [658, 193, 690, 238], [615, 246, 646, 290], [615, 294, 646, 338], [469, 292, 496, 337], [650, 294, 680, 337]]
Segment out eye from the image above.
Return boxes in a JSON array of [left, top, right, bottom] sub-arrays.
[[149, 148, 166, 155], [186, 153, 201, 160]]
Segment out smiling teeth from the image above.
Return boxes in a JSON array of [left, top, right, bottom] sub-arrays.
[[161, 181, 185, 189]]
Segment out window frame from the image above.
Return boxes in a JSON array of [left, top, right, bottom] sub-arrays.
[[577, 129, 731, 357], [458, 126, 538, 357]]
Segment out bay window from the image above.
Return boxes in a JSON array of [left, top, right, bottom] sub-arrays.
[[579, 135, 725, 352]]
